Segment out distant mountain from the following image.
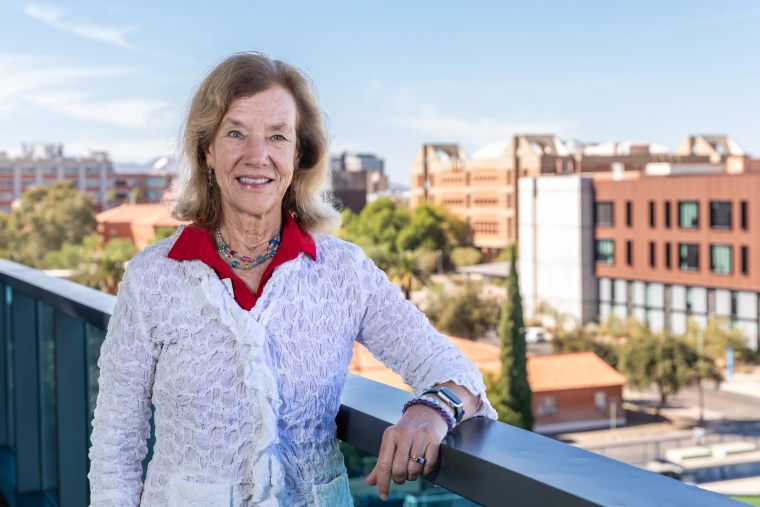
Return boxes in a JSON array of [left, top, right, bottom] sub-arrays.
[[114, 156, 179, 175], [389, 181, 409, 191]]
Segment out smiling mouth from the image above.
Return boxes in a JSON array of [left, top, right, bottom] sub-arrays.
[[237, 177, 273, 185]]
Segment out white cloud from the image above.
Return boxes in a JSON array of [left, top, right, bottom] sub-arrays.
[[386, 86, 574, 147], [23, 3, 137, 49], [63, 138, 180, 163], [389, 109, 574, 146], [0, 55, 167, 129], [25, 91, 168, 129]]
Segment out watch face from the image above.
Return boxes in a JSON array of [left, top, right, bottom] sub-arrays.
[[439, 387, 462, 407]]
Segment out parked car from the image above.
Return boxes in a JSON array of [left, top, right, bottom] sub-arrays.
[[525, 327, 546, 343]]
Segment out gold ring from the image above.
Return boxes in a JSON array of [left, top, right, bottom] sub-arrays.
[[409, 456, 426, 465]]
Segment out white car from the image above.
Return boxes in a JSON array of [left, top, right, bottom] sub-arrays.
[[525, 327, 546, 343]]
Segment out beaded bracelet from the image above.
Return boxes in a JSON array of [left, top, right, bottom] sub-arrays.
[[402, 397, 456, 433]]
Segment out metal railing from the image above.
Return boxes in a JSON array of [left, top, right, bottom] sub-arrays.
[[0, 258, 743, 506]]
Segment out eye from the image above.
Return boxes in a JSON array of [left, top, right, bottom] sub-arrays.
[[272, 134, 287, 141], [227, 130, 243, 139]]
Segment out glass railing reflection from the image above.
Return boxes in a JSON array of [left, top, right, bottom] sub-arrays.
[[339, 441, 481, 507]]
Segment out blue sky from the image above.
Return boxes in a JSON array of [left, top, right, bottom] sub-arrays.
[[1, 1, 759, 184]]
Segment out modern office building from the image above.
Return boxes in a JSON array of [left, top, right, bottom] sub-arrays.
[[410, 135, 745, 258], [0, 144, 113, 212], [111, 156, 176, 206], [519, 162, 760, 351], [331, 151, 388, 213]]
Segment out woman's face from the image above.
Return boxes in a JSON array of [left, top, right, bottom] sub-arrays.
[[205, 86, 299, 222]]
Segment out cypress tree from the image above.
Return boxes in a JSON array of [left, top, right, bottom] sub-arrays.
[[494, 243, 534, 430]]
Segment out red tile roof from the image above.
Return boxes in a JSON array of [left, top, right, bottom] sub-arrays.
[[96, 203, 185, 228], [349, 339, 625, 393]]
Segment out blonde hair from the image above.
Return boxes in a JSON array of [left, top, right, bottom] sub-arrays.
[[170, 52, 340, 234]]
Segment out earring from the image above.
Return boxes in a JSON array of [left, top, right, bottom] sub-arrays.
[[207, 164, 214, 187]]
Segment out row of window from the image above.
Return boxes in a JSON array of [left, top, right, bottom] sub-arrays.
[[442, 199, 466, 207], [597, 240, 749, 275], [595, 200, 749, 231], [0, 167, 100, 175], [472, 198, 499, 207], [472, 221, 501, 235], [537, 391, 610, 416]]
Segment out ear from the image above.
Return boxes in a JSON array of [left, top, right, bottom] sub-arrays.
[[204, 141, 215, 167]]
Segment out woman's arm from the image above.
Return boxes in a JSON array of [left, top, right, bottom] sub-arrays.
[[355, 254, 496, 419], [87, 263, 161, 507]]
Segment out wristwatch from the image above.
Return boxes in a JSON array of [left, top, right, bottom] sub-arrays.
[[422, 387, 464, 424]]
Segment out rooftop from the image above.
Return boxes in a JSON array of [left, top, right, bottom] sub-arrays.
[[527, 351, 626, 393]]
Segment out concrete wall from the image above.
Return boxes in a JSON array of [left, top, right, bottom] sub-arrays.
[[519, 175, 596, 327]]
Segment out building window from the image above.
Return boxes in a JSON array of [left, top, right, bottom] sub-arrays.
[[42, 167, 56, 175], [0, 180, 12, 188], [595, 202, 614, 226], [21, 167, 34, 175], [86, 178, 100, 187], [86, 167, 100, 174], [679, 201, 699, 229], [665, 201, 671, 228], [594, 392, 607, 411], [710, 201, 732, 230], [507, 194, 512, 207], [0, 168, 11, 175], [649, 201, 655, 228], [665, 242, 671, 269], [626, 241, 632, 266], [0, 192, 14, 200], [679, 243, 699, 271], [649, 242, 655, 268], [710, 245, 732, 274], [742, 246, 748, 275], [145, 177, 169, 187], [596, 240, 614, 265], [741, 201, 748, 231], [537, 396, 558, 416], [731, 291, 738, 318], [64, 167, 79, 175], [626, 201, 632, 227]]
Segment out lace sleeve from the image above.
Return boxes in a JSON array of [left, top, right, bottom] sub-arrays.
[[355, 254, 497, 419], [87, 262, 162, 506]]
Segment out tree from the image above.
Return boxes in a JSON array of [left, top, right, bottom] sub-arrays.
[[449, 247, 483, 268], [495, 243, 518, 263], [551, 325, 620, 369], [71, 235, 137, 294], [491, 244, 533, 430], [535, 301, 574, 340], [3, 182, 97, 267], [129, 187, 141, 205], [620, 332, 722, 416], [395, 204, 448, 253], [148, 226, 177, 245], [384, 250, 433, 301], [432, 283, 500, 340], [684, 317, 757, 364]]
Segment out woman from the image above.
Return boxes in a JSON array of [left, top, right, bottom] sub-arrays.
[[88, 52, 496, 507]]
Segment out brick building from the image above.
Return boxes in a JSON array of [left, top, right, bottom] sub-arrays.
[[519, 147, 760, 351], [0, 144, 112, 212], [350, 338, 624, 434], [410, 135, 740, 258], [96, 203, 184, 250]]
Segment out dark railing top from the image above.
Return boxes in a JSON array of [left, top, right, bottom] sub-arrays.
[[0, 257, 743, 507], [338, 375, 740, 507], [0, 258, 114, 329]]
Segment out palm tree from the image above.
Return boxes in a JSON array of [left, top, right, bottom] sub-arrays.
[[385, 250, 433, 301], [72, 235, 136, 294]]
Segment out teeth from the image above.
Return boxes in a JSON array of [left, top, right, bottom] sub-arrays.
[[239, 177, 270, 184]]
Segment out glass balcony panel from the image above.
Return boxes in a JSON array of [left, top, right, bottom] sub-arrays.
[[86, 324, 107, 442], [339, 441, 482, 506], [38, 303, 58, 501]]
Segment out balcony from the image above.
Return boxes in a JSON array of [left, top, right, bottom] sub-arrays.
[[0, 258, 741, 506]]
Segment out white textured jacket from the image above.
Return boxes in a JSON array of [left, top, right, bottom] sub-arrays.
[[87, 229, 496, 506]]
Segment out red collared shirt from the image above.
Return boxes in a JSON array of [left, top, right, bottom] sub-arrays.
[[167, 211, 316, 310]]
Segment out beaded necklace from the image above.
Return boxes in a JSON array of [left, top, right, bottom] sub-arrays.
[[215, 227, 281, 270]]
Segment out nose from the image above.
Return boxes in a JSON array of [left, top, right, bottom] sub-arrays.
[[244, 136, 268, 167]]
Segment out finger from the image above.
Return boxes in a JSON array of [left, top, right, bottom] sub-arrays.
[[423, 438, 441, 476], [406, 441, 428, 482], [375, 431, 397, 500], [391, 430, 413, 486], [366, 467, 377, 486]]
